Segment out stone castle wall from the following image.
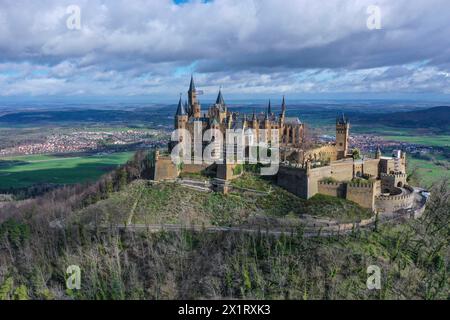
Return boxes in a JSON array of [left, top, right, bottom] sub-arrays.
[[277, 166, 310, 199], [153, 156, 179, 181], [303, 145, 338, 163], [346, 181, 379, 209], [182, 163, 211, 174], [375, 189, 414, 213], [329, 160, 354, 181], [317, 181, 346, 198], [380, 172, 408, 193]]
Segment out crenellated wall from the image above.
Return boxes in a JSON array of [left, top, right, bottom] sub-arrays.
[[375, 189, 414, 213], [380, 172, 407, 193], [346, 181, 379, 209], [317, 181, 346, 198]]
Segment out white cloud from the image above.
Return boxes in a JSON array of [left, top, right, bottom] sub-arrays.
[[0, 0, 449, 98]]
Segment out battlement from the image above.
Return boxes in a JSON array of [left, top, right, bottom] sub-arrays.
[[381, 172, 407, 178], [318, 181, 342, 187], [376, 192, 413, 201], [347, 182, 376, 189]]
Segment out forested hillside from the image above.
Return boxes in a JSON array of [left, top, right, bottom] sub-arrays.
[[0, 152, 448, 300]]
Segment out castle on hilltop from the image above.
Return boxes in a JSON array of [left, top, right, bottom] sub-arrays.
[[150, 76, 421, 215], [170, 75, 305, 150]]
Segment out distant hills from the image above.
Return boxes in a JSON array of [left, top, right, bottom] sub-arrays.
[[354, 106, 450, 131]]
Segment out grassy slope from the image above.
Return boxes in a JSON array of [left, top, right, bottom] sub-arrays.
[[0, 152, 134, 189], [73, 176, 372, 228], [1, 188, 448, 300]]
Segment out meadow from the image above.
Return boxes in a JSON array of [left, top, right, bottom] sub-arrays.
[[0, 152, 134, 189]]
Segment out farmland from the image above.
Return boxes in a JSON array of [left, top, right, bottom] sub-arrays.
[[0, 152, 134, 189]]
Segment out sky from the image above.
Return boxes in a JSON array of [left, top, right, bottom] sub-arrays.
[[0, 0, 450, 102]]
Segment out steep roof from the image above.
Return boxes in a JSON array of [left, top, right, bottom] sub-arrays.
[[175, 96, 187, 116], [281, 96, 286, 113], [189, 75, 195, 92], [216, 89, 225, 106]]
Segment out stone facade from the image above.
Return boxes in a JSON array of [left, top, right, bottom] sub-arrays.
[[150, 76, 418, 215]]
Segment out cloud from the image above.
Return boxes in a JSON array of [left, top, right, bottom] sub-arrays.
[[0, 0, 449, 98]]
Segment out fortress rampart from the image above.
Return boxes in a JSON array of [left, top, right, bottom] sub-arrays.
[[317, 181, 346, 198], [346, 181, 379, 209], [375, 186, 414, 213]]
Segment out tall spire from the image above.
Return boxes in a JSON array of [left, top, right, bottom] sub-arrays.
[[216, 87, 225, 106], [267, 100, 272, 115], [176, 94, 186, 116], [189, 74, 196, 92], [252, 108, 257, 121], [184, 100, 189, 115], [281, 96, 286, 113]]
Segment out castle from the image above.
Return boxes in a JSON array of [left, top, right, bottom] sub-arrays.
[[151, 76, 418, 215], [170, 75, 305, 150]]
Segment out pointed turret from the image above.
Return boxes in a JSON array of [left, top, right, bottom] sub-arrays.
[[184, 100, 189, 115], [267, 100, 272, 115], [216, 88, 225, 106], [280, 96, 286, 126], [176, 95, 186, 116], [188, 75, 201, 118], [189, 74, 196, 92]]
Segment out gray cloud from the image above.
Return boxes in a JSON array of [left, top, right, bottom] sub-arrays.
[[0, 0, 449, 97]]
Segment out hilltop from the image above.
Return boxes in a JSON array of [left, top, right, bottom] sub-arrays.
[[0, 153, 448, 300]]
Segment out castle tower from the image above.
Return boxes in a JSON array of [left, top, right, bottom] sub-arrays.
[[279, 96, 286, 124], [336, 113, 350, 160], [375, 146, 382, 159], [216, 88, 227, 123], [264, 108, 271, 144], [251, 109, 259, 141], [188, 75, 201, 118], [227, 113, 233, 129], [279, 96, 286, 141], [243, 114, 248, 128], [175, 95, 188, 130], [401, 151, 407, 173], [267, 99, 272, 116]]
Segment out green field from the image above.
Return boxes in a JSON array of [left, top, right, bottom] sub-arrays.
[[382, 134, 450, 148], [407, 157, 450, 187], [0, 152, 134, 189]]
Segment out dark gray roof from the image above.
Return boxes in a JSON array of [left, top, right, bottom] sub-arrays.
[[216, 89, 225, 106], [189, 75, 195, 92], [281, 96, 286, 113], [175, 97, 187, 116]]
